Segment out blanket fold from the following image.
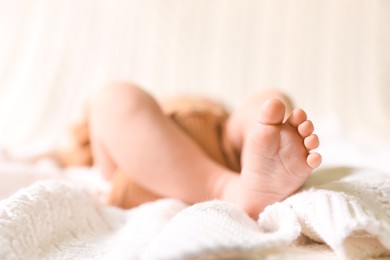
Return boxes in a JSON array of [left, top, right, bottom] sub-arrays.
[[1, 167, 390, 259]]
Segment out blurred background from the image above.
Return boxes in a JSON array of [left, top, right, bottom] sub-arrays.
[[0, 0, 389, 151]]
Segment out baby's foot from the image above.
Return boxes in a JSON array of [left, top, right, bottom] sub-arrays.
[[235, 99, 321, 218]]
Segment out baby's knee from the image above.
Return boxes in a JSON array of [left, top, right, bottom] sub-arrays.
[[90, 81, 158, 117]]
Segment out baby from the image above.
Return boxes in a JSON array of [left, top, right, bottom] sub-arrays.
[[88, 82, 321, 219]]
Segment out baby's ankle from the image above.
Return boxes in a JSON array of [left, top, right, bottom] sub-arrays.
[[216, 173, 271, 219], [211, 172, 240, 201]]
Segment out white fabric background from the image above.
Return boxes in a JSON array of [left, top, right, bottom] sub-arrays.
[[0, 0, 389, 149]]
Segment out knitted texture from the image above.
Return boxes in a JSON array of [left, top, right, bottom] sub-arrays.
[[1, 168, 390, 259]]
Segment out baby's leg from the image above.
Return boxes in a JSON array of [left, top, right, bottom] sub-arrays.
[[222, 90, 322, 218], [89, 82, 237, 204]]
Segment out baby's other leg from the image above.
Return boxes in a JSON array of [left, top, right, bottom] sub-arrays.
[[89, 82, 236, 204]]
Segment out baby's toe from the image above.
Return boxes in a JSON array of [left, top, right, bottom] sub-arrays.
[[259, 99, 286, 125], [307, 153, 322, 168], [287, 108, 307, 127], [304, 134, 319, 150], [298, 120, 314, 138]]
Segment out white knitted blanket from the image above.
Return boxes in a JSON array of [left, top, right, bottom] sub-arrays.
[[1, 167, 390, 259]]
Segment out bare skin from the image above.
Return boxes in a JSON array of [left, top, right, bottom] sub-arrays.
[[221, 99, 321, 217], [89, 82, 321, 219]]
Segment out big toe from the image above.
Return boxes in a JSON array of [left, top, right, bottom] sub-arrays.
[[259, 99, 286, 125], [246, 99, 285, 156]]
